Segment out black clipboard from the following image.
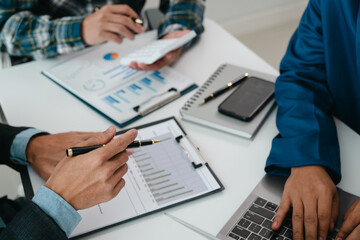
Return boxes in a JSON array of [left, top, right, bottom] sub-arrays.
[[20, 116, 224, 239]]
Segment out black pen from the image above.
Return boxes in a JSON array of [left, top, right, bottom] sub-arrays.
[[199, 73, 249, 105], [66, 140, 160, 157]]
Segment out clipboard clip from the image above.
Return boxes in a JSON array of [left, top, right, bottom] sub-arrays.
[[133, 88, 180, 116], [176, 135, 203, 169]]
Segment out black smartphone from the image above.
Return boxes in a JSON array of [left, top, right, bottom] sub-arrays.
[[218, 77, 274, 121]]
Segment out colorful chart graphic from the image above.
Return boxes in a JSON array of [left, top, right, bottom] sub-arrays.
[[103, 52, 119, 61]]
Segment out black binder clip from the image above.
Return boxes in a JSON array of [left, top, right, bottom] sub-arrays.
[[175, 135, 203, 169]]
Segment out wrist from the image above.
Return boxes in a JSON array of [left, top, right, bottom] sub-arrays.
[[32, 186, 81, 236], [26, 134, 48, 165], [45, 176, 75, 209], [290, 165, 326, 174]]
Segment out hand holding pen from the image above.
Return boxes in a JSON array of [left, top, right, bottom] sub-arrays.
[[81, 4, 145, 46], [44, 127, 137, 210], [199, 73, 249, 105], [67, 138, 160, 157]]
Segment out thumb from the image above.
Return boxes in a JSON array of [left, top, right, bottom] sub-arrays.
[[98, 129, 138, 160], [76, 126, 116, 147]]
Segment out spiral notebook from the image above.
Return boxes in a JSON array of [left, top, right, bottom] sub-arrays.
[[180, 64, 277, 139]]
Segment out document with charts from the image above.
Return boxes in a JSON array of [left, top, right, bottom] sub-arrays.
[[42, 31, 196, 127], [21, 118, 223, 238]]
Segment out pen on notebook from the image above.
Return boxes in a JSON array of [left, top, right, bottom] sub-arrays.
[[199, 73, 249, 105], [66, 140, 160, 157], [129, 16, 143, 24]]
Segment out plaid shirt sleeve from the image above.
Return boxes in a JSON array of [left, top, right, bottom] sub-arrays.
[[158, 0, 205, 49], [0, 3, 86, 59]]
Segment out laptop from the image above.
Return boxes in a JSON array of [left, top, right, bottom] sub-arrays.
[[217, 174, 358, 240]]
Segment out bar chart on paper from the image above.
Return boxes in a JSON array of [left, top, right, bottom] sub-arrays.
[[101, 70, 173, 114], [130, 133, 208, 206]]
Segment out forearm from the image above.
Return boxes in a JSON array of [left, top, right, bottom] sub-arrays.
[[265, 0, 341, 183], [266, 54, 341, 183], [0, 11, 86, 59]]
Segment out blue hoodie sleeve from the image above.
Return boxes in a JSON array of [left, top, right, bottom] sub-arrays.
[[265, 0, 341, 184]]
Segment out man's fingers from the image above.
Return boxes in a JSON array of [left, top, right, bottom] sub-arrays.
[[111, 178, 126, 198], [129, 45, 182, 71], [330, 193, 340, 232], [336, 209, 360, 240], [107, 13, 144, 33], [136, 51, 178, 71], [104, 22, 135, 40], [317, 196, 333, 239], [272, 196, 291, 230], [345, 224, 360, 240], [98, 129, 137, 160], [105, 151, 130, 177], [292, 200, 304, 240], [303, 196, 318, 240], [75, 126, 116, 147], [107, 163, 128, 188], [137, 59, 168, 71], [108, 4, 139, 19], [102, 32, 123, 44]]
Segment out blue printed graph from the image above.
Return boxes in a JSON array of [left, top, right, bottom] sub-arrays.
[[114, 90, 131, 104], [151, 71, 165, 84], [104, 64, 140, 81], [102, 96, 123, 112], [127, 84, 142, 96], [139, 78, 157, 92]]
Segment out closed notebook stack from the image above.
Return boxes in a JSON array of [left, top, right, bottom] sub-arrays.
[[180, 63, 277, 139]]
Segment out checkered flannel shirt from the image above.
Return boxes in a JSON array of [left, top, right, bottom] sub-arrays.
[[0, 0, 204, 59]]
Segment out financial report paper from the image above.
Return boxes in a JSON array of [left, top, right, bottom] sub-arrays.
[[26, 118, 222, 237], [42, 32, 194, 126]]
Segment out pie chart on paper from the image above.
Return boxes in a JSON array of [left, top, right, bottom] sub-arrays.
[[103, 52, 119, 61]]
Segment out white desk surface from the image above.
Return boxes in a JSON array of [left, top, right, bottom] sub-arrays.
[[0, 19, 359, 240]]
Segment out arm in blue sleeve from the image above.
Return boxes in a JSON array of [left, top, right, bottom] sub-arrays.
[[9, 129, 82, 235], [9, 128, 48, 166], [32, 186, 81, 237], [265, 0, 341, 184]]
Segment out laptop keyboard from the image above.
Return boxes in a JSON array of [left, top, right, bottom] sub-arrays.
[[228, 197, 338, 240]]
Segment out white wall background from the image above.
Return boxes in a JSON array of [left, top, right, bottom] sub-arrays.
[[205, 0, 302, 22], [143, 0, 308, 36]]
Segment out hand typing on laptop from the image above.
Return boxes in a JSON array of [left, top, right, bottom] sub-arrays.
[[272, 166, 360, 240], [271, 166, 338, 240], [336, 198, 360, 240]]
